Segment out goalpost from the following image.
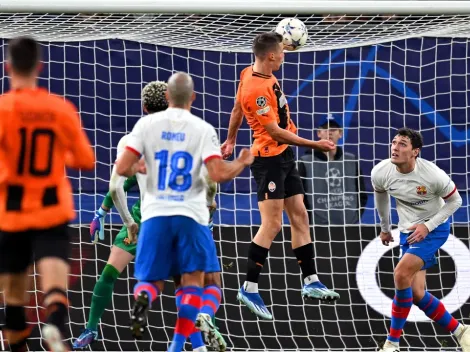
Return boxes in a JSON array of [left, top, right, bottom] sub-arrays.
[[0, 1, 469, 351]]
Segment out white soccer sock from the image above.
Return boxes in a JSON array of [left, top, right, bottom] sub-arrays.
[[454, 323, 464, 337], [193, 347, 208, 352], [243, 281, 258, 293], [304, 274, 319, 285]]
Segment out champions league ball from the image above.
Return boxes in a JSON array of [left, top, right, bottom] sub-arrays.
[[275, 18, 308, 51]]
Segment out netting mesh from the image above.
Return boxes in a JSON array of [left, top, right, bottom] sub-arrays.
[[0, 11, 469, 352], [2, 13, 470, 51]]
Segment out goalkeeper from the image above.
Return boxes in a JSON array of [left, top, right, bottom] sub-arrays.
[[72, 81, 168, 349], [73, 81, 226, 351]]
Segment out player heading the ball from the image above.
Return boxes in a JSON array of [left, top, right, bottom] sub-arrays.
[[0, 36, 94, 352], [116, 72, 253, 352], [221, 32, 340, 321], [371, 127, 470, 352]]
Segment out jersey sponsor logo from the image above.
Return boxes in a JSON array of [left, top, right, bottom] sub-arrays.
[[256, 96, 267, 107], [256, 106, 270, 115], [161, 131, 186, 142], [268, 181, 276, 192], [416, 185, 427, 195]]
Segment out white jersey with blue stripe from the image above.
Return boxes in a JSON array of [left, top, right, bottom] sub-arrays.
[[125, 107, 221, 225]]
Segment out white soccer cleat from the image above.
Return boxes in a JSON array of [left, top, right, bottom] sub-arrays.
[[195, 313, 227, 351], [380, 340, 400, 352], [457, 324, 470, 352], [42, 324, 68, 352]]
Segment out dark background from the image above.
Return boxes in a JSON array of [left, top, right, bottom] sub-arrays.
[[10, 224, 469, 352]]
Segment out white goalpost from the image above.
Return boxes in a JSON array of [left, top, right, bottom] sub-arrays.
[[0, 1, 469, 351]]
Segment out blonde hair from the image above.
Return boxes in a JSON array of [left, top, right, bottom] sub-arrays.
[[142, 81, 168, 113]]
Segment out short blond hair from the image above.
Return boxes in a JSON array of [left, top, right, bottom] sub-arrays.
[[142, 81, 168, 113]]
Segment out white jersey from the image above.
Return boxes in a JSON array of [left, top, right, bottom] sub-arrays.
[[116, 134, 147, 196], [371, 158, 456, 232], [126, 107, 221, 225]]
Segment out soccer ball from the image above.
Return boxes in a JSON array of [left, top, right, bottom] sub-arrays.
[[275, 18, 308, 51]]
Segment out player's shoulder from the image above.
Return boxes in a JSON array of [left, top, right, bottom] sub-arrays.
[[187, 112, 216, 132], [371, 158, 393, 178], [117, 134, 130, 150], [416, 158, 449, 181]]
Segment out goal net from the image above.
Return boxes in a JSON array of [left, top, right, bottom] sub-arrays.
[[0, 3, 470, 351]]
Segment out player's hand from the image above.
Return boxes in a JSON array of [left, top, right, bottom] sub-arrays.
[[137, 159, 147, 174], [221, 140, 235, 159], [237, 148, 254, 166], [312, 139, 336, 152], [407, 224, 429, 244], [126, 222, 139, 244], [380, 231, 394, 246], [90, 208, 107, 243]]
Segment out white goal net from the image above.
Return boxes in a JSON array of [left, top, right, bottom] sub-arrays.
[[0, 3, 469, 351]]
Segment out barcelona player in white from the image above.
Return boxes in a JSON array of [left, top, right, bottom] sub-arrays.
[[371, 128, 470, 352], [116, 72, 253, 352]]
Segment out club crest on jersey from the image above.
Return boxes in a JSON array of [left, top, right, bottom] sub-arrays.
[[268, 181, 276, 192], [256, 96, 267, 107], [416, 186, 427, 195]]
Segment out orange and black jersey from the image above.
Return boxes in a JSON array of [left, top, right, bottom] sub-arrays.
[[236, 66, 297, 157], [0, 87, 95, 232]]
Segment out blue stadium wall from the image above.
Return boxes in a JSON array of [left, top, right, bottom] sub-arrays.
[[1, 37, 468, 226]]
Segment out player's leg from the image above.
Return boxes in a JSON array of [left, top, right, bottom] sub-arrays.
[[0, 231, 33, 352], [283, 193, 340, 301], [237, 198, 282, 320], [195, 271, 226, 351], [33, 224, 72, 352], [131, 216, 172, 339], [73, 230, 135, 348], [170, 216, 222, 352], [381, 252, 422, 351]]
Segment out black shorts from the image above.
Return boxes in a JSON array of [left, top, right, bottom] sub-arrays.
[[251, 146, 304, 202], [0, 223, 70, 274]]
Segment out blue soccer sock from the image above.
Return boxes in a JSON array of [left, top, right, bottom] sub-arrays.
[[169, 286, 203, 352], [387, 287, 413, 343], [175, 288, 204, 349]]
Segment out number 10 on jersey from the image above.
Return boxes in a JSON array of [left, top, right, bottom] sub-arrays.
[[154, 150, 193, 192]]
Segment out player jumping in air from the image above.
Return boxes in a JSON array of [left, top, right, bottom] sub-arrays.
[[221, 32, 340, 320], [371, 128, 470, 352], [0, 36, 95, 352], [74, 81, 226, 351], [116, 72, 252, 352]]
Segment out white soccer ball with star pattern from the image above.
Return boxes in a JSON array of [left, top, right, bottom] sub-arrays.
[[275, 18, 308, 51]]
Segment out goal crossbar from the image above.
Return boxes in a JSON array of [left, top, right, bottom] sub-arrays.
[[3, 0, 470, 14]]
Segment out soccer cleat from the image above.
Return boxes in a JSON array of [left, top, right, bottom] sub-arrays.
[[72, 328, 98, 349], [380, 340, 400, 352], [42, 324, 68, 352], [301, 281, 340, 301], [237, 287, 273, 320], [195, 313, 227, 351], [457, 324, 470, 352], [130, 291, 150, 340]]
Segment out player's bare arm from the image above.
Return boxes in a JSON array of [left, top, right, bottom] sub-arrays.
[[115, 149, 141, 177], [264, 121, 335, 151], [206, 148, 254, 183], [221, 100, 243, 159]]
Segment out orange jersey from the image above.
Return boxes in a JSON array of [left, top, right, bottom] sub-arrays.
[[0, 87, 95, 232], [236, 66, 297, 157]]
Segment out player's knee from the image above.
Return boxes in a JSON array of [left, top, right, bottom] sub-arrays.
[[204, 272, 221, 287], [412, 287, 426, 303], [393, 268, 412, 288], [264, 219, 282, 238]]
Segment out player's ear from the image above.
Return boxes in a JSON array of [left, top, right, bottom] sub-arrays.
[[338, 129, 343, 138], [142, 105, 148, 114], [191, 91, 196, 103], [165, 90, 170, 102], [36, 62, 43, 74], [5, 61, 10, 74]]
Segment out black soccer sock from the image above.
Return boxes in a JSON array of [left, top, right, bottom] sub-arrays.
[[293, 243, 317, 280], [245, 242, 269, 283], [43, 288, 69, 334], [4, 305, 29, 352]]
